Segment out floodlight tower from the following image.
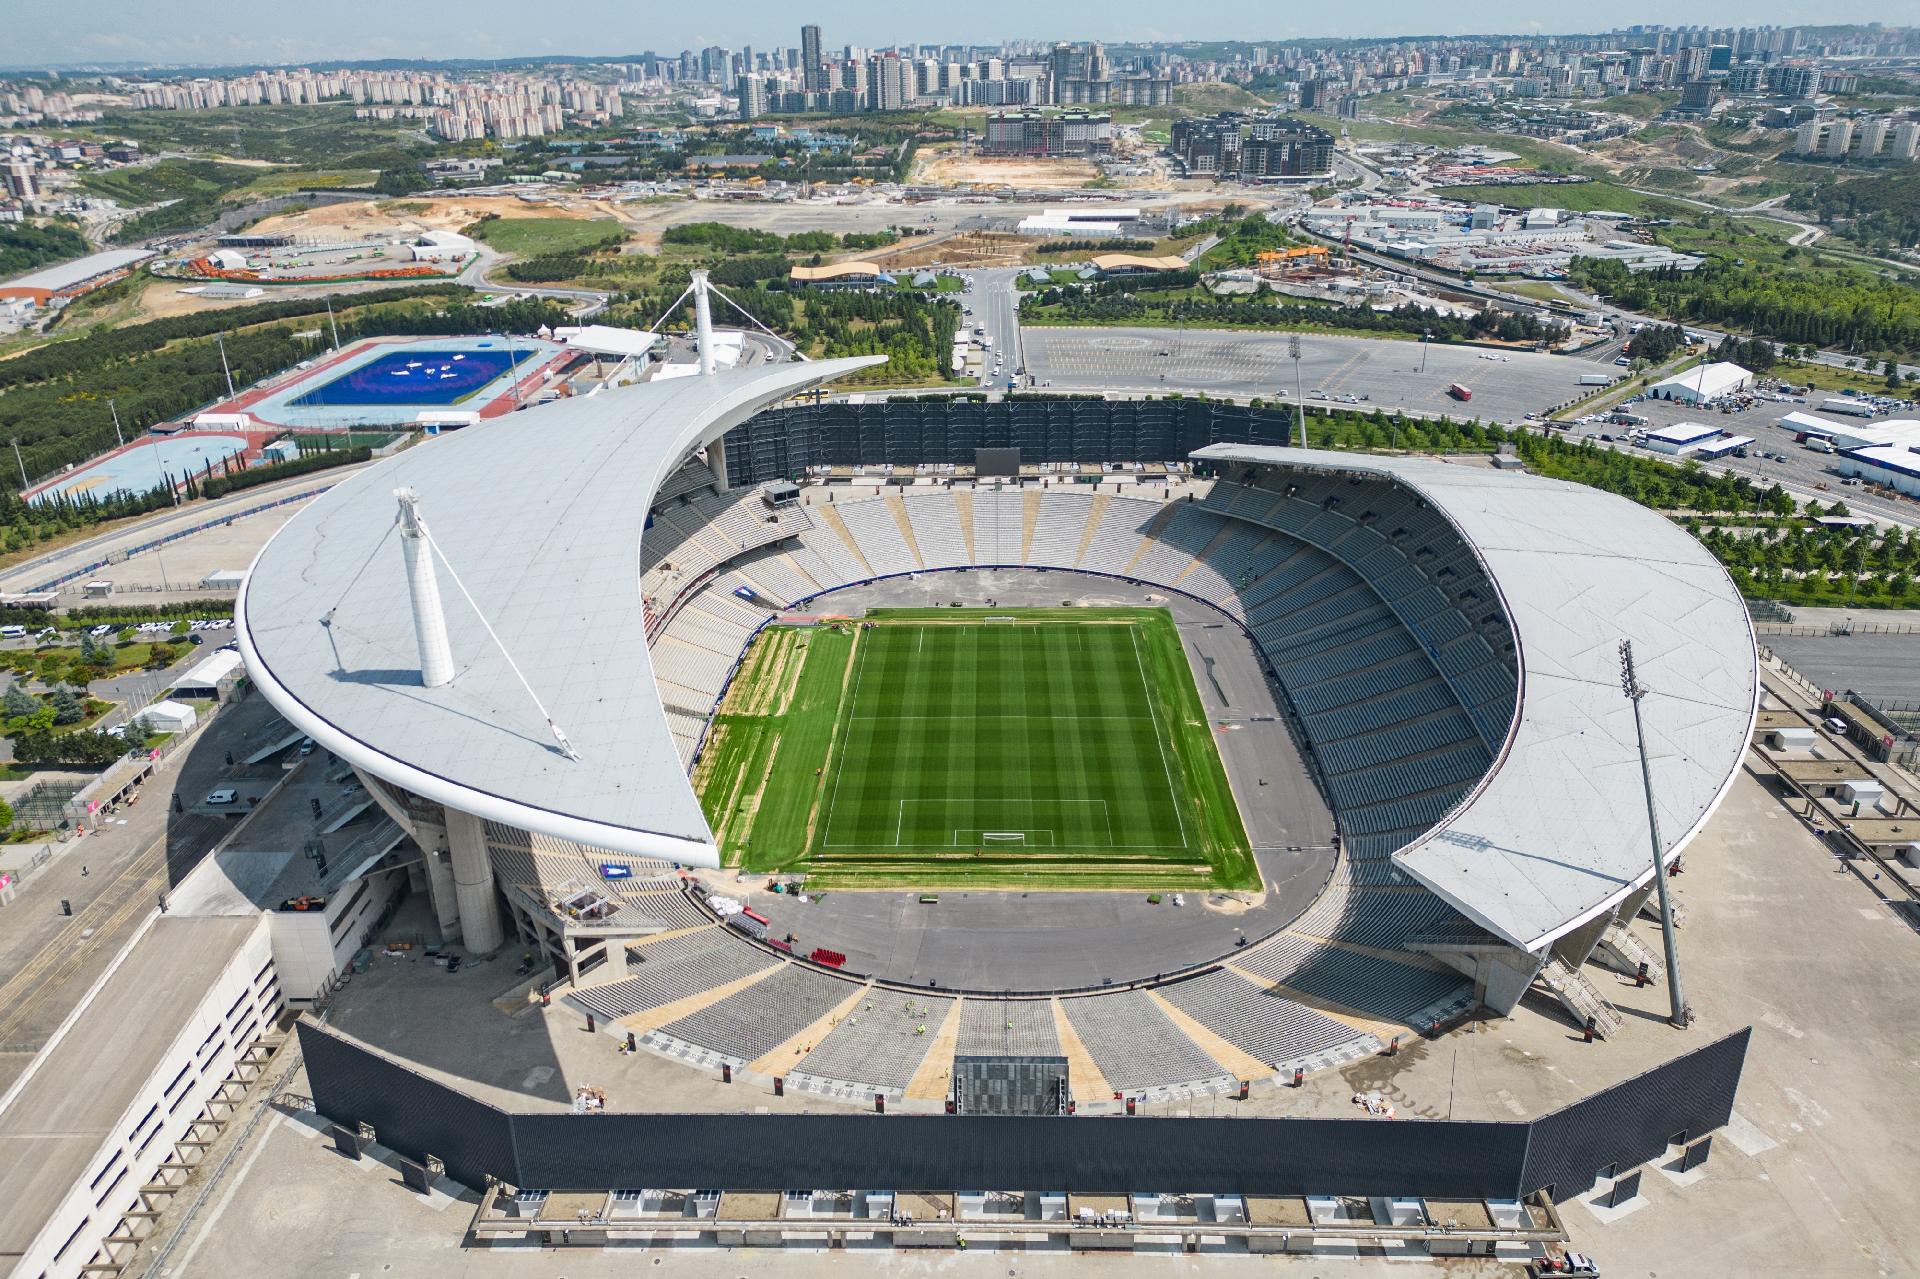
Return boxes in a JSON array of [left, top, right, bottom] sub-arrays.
[[396, 487, 456, 688], [1619, 638, 1690, 1029], [1289, 333, 1306, 447]]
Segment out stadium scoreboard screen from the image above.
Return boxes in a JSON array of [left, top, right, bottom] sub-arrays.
[[953, 1055, 1070, 1115], [975, 447, 1022, 477]]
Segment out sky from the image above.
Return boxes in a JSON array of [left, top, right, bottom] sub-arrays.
[[5, 0, 1911, 68]]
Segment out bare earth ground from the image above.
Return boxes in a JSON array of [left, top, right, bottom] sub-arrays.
[[246, 194, 617, 241], [913, 149, 1105, 188]]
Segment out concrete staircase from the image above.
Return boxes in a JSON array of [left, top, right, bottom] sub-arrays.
[[1594, 923, 1663, 980], [1540, 957, 1624, 1039]]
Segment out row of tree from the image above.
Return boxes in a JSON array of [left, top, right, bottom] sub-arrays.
[[1022, 289, 1567, 346], [1572, 256, 1920, 356], [0, 291, 565, 492]]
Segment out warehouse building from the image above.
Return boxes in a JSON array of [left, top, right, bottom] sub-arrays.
[[1646, 362, 1753, 404], [1837, 445, 1920, 498], [0, 247, 155, 306]]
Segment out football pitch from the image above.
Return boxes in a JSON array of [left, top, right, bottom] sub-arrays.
[[694, 608, 1255, 890]]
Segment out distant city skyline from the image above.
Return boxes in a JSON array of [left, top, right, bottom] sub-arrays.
[[5, 0, 1911, 69]]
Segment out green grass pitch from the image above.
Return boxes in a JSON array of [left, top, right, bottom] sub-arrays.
[[695, 608, 1256, 891]]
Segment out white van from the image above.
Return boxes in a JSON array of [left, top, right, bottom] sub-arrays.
[[205, 788, 238, 806], [0, 625, 25, 639]]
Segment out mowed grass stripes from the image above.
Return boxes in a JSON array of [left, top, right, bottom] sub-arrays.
[[696, 608, 1255, 891]]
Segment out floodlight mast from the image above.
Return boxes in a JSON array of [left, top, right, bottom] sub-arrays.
[[1289, 333, 1306, 447], [1619, 638, 1690, 1029]]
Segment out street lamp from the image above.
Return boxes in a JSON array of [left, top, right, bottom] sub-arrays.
[[1418, 329, 1430, 375]]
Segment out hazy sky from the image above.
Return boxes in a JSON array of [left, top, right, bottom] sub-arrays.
[[7, 0, 1910, 67]]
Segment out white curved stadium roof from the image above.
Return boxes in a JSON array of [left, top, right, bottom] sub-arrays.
[[239, 357, 882, 866], [1193, 445, 1759, 952]]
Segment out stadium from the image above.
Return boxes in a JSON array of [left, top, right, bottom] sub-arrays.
[[239, 350, 1755, 1085]]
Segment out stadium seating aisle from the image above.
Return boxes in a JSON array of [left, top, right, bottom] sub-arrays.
[[1061, 990, 1235, 1094], [568, 929, 778, 1023], [1156, 968, 1377, 1068], [835, 499, 921, 577], [658, 964, 864, 1065], [900, 491, 969, 569], [1235, 933, 1471, 1029], [956, 998, 1061, 1058], [971, 488, 1027, 564], [789, 991, 955, 1093]]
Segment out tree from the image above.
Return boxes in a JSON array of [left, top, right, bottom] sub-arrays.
[[49, 685, 84, 726], [2, 683, 35, 720], [122, 717, 152, 750]]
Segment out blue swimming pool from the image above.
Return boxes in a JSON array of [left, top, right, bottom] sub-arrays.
[[289, 346, 534, 407]]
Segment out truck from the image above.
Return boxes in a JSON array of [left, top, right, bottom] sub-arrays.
[[1447, 383, 1473, 402], [1577, 373, 1615, 387], [1820, 397, 1878, 419], [1804, 436, 1835, 454]]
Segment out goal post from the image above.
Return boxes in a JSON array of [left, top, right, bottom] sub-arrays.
[[980, 832, 1028, 846]]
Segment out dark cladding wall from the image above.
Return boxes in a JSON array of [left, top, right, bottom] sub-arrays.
[[1520, 1026, 1751, 1200], [299, 1020, 517, 1190], [299, 1022, 1750, 1201], [513, 1112, 1525, 1198], [722, 398, 1305, 486]]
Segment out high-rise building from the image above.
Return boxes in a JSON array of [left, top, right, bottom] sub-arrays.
[[1892, 120, 1920, 161], [3, 161, 35, 200], [1824, 118, 1853, 158], [800, 24, 824, 91], [1852, 116, 1890, 158], [737, 76, 769, 120]]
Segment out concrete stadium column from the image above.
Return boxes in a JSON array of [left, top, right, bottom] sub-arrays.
[[707, 439, 730, 491], [352, 767, 459, 941], [444, 806, 503, 955], [1614, 880, 1657, 928], [1477, 948, 1548, 1017], [1550, 912, 1613, 972]]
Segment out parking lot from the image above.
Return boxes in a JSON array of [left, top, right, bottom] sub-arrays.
[[1558, 391, 1920, 526], [1022, 327, 1595, 422]]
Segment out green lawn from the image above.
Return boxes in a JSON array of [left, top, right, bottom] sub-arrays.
[[1428, 180, 1691, 218], [467, 216, 627, 256], [696, 608, 1254, 891]]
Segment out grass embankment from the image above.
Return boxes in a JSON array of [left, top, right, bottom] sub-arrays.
[[467, 216, 627, 256]]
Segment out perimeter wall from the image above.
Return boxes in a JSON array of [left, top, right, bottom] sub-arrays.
[[298, 1019, 1748, 1202]]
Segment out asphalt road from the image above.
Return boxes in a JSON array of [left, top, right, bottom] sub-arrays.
[[968, 266, 1026, 388], [0, 695, 292, 1092], [1759, 632, 1920, 704], [1024, 326, 1593, 422]]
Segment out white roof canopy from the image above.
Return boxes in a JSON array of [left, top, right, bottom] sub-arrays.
[[1192, 446, 1758, 951], [238, 358, 881, 865]]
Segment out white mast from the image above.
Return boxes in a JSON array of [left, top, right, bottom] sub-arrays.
[[691, 268, 716, 377], [395, 487, 456, 687]]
